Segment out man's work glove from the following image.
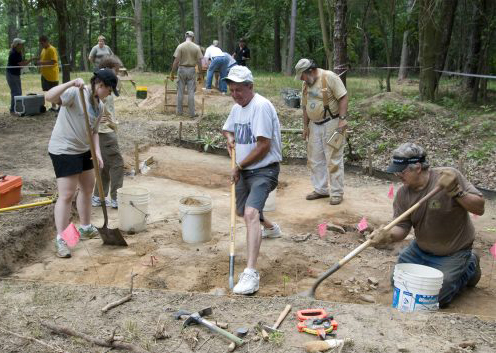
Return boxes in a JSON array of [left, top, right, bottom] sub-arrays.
[[169, 72, 175, 81], [437, 169, 463, 197], [366, 225, 393, 247]]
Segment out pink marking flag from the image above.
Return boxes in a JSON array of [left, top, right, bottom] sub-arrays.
[[490, 242, 496, 260], [318, 223, 327, 239], [61, 223, 80, 248], [388, 184, 394, 200], [357, 217, 368, 232]]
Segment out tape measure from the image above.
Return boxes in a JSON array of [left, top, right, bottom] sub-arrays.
[[296, 309, 338, 339]]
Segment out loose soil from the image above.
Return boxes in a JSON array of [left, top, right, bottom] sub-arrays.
[[0, 89, 495, 353]]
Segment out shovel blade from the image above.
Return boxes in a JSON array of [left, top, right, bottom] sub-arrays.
[[98, 226, 128, 246]]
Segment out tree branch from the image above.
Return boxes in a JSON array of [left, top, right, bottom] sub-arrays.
[[0, 326, 65, 353]]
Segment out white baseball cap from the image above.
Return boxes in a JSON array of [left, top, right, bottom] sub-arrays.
[[185, 31, 195, 38], [12, 38, 26, 47], [223, 66, 253, 83]]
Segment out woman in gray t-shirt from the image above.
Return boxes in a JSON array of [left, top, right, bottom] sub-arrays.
[[89, 35, 114, 69]]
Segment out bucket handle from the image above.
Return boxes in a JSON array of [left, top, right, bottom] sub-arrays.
[[129, 200, 150, 223]]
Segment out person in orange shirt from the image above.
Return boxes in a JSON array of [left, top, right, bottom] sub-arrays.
[[36, 35, 60, 111]]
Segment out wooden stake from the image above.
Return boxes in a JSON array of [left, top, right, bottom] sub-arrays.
[[134, 142, 139, 175], [197, 122, 201, 140], [201, 96, 205, 117], [41, 321, 149, 353], [458, 155, 465, 175], [178, 121, 183, 145], [367, 147, 373, 176]]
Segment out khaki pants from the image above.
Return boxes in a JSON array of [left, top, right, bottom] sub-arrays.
[[93, 132, 124, 201], [307, 119, 345, 197], [177, 66, 196, 117]]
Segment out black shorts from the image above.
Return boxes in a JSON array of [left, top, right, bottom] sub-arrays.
[[41, 76, 59, 91], [235, 163, 279, 221], [49, 151, 93, 178]]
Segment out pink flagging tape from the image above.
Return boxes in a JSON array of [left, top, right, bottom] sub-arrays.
[[61, 223, 80, 248]]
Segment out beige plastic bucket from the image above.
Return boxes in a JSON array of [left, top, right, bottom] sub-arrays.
[[117, 187, 150, 233], [179, 196, 212, 243]]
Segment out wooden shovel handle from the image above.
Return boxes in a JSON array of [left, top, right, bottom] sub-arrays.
[[273, 304, 291, 329], [79, 87, 109, 225]]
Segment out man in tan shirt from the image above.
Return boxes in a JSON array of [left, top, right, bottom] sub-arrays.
[[170, 31, 203, 117], [368, 143, 484, 308], [295, 58, 349, 205]]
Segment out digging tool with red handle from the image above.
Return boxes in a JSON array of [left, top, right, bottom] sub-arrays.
[[300, 186, 442, 298], [79, 87, 127, 246]]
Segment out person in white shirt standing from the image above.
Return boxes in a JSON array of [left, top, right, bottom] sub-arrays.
[[204, 40, 229, 93], [222, 66, 283, 295]]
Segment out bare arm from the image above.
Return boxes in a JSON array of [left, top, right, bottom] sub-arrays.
[[45, 78, 84, 105], [389, 225, 410, 242], [171, 57, 180, 72], [302, 107, 310, 140], [337, 94, 348, 130], [238, 137, 271, 169], [456, 194, 485, 216]]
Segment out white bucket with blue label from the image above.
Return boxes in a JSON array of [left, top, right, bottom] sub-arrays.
[[392, 263, 444, 312]]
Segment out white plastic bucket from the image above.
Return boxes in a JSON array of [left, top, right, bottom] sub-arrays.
[[263, 189, 277, 212], [117, 187, 150, 233], [392, 263, 444, 312], [179, 196, 212, 243]]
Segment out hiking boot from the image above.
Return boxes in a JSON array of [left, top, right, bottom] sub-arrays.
[[110, 199, 118, 209], [55, 238, 71, 258], [233, 269, 260, 295], [306, 191, 329, 200], [91, 195, 110, 207], [329, 195, 343, 205], [467, 252, 481, 287], [78, 224, 99, 240], [262, 223, 282, 239]]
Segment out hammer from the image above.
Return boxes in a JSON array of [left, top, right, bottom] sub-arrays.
[[259, 304, 292, 338], [174, 307, 243, 346]]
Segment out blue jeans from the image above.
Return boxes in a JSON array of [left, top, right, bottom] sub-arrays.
[[206, 56, 228, 92], [392, 241, 477, 306], [6, 71, 22, 113]]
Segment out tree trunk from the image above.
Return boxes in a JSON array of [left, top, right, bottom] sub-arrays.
[[318, 0, 332, 70], [50, 0, 71, 83], [333, 0, 348, 86], [281, 5, 290, 71], [418, 0, 458, 101], [398, 0, 415, 81], [325, 0, 334, 69], [285, 0, 297, 75], [6, 0, 19, 45], [463, 0, 483, 90], [372, 0, 392, 91], [178, 0, 186, 37], [274, 5, 281, 72], [110, 0, 117, 54], [193, 0, 200, 44], [357, 0, 371, 74], [148, 1, 154, 71], [134, 0, 146, 71]]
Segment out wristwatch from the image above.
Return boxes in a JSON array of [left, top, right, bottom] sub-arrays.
[[339, 115, 347, 120]]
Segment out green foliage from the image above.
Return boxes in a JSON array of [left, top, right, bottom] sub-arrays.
[[268, 330, 284, 346], [466, 141, 496, 164], [373, 101, 417, 126]]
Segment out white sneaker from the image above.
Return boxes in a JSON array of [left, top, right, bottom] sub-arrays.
[[262, 223, 282, 239], [55, 238, 71, 258], [110, 199, 118, 209], [233, 269, 260, 295]]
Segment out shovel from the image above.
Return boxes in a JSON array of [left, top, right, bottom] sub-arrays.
[[79, 87, 127, 246], [229, 148, 237, 289], [300, 185, 442, 298]]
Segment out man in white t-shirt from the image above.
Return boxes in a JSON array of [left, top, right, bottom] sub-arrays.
[[222, 66, 283, 295], [204, 40, 229, 93]]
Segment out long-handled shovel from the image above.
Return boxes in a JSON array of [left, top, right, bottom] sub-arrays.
[[79, 87, 127, 246], [301, 185, 442, 298], [229, 148, 237, 289]]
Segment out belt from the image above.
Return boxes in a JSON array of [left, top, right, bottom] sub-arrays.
[[313, 117, 331, 125]]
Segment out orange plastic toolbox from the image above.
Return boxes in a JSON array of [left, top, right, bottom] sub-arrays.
[[0, 175, 23, 208]]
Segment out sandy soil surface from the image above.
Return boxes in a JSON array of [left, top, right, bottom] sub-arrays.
[[1, 90, 495, 352]]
